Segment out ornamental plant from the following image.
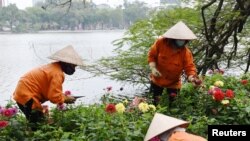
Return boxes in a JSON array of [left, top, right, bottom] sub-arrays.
[[167, 71, 250, 138], [0, 73, 249, 140], [0, 104, 18, 129]]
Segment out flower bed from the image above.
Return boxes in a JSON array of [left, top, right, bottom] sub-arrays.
[[0, 72, 249, 140]]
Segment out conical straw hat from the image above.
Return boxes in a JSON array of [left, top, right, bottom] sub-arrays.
[[48, 45, 84, 66], [144, 113, 189, 141], [162, 21, 197, 40]]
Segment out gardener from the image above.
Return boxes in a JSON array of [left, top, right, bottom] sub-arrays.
[[13, 45, 84, 129], [144, 113, 207, 141], [148, 21, 202, 106]]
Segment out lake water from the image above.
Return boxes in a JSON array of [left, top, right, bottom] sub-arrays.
[[0, 30, 136, 106]]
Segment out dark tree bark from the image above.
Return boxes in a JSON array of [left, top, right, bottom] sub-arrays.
[[196, 0, 250, 74]]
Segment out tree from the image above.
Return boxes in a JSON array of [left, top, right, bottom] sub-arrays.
[[88, 7, 200, 89], [90, 0, 250, 90], [197, 0, 250, 74], [1, 4, 20, 31]]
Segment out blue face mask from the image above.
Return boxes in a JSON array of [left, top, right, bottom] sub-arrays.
[[175, 40, 186, 47]]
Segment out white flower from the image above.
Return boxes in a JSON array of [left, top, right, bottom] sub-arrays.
[[221, 100, 230, 105]]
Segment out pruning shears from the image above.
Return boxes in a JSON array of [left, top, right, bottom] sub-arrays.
[[72, 96, 85, 99]]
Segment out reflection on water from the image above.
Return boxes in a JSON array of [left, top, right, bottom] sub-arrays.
[[0, 30, 136, 106]]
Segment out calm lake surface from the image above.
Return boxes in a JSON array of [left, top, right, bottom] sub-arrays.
[[0, 30, 135, 106]]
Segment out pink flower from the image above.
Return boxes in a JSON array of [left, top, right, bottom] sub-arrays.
[[106, 86, 112, 92], [0, 120, 8, 129], [218, 69, 224, 74], [131, 96, 145, 107], [208, 89, 213, 95], [170, 93, 177, 97], [9, 107, 18, 116], [0, 107, 3, 114], [149, 136, 161, 141], [214, 69, 224, 74], [57, 104, 67, 111], [207, 69, 213, 74], [225, 89, 234, 99], [64, 90, 71, 96], [42, 105, 49, 115]]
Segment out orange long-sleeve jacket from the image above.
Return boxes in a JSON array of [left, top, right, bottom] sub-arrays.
[[168, 131, 207, 141], [148, 37, 197, 89], [13, 62, 65, 111]]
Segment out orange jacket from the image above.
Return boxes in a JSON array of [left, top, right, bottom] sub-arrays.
[[13, 62, 65, 111], [168, 131, 207, 141], [148, 38, 197, 89]]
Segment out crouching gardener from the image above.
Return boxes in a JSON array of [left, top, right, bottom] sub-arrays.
[[12, 45, 84, 130]]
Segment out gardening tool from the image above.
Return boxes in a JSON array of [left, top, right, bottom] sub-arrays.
[[72, 95, 85, 99]]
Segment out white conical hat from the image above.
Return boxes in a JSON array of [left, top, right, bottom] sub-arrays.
[[162, 21, 197, 40], [48, 45, 84, 66], [144, 113, 189, 141]]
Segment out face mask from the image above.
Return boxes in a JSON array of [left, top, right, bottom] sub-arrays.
[[64, 66, 75, 75], [60, 62, 76, 75], [175, 40, 186, 47]]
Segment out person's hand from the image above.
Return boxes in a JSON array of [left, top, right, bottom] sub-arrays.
[[149, 62, 161, 77], [188, 75, 202, 87], [151, 67, 162, 77], [64, 95, 76, 104]]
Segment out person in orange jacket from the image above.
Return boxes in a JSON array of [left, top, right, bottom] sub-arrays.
[[13, 45, 84, 128], [144, 113, 207, 141], [148, 21, 201, 105]]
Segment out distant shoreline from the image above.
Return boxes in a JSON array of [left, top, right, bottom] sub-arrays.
[[0, 29, 126, 34]]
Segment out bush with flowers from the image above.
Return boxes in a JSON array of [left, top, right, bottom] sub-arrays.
[[0, 89, 160, 140], [0, 72, 249, 140], [165, 71, 250, 137]]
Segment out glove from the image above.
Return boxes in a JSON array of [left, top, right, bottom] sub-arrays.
[[64, 95, 76, 104], [149, 62, 161, 77], [188, 75, 202, 86]]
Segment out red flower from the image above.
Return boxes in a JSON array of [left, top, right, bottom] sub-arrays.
[[105, 104, 116, 113], [225, 89, 234, 99], [241, 80, 248, 85], [149, 136, 161, 141], [2, 109, 13, 117], [9, 107, 18, 116], [218, 69, 224, 74], [106, 86, 112, 92], [0, 120, 8, 128], [213, 89, 224, 101], [170, 93, 177, 97]]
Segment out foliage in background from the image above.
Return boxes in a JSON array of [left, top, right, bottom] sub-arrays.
[[0, 1, 149, 32], [91, 7, 201, 89], [93, 0, 250, 89]]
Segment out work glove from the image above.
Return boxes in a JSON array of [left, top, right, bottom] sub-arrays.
[[188, 75, 202, 87], [64, 95, 76, 104], [149, 62, 161, 77]]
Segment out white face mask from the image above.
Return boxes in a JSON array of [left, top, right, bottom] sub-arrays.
[[175, 40, 186, 47]]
